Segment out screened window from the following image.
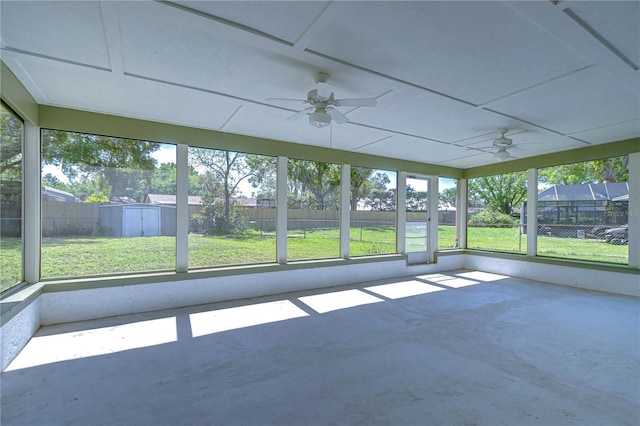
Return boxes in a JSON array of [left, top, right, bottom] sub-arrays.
[[349, 167, 397, 256], [1, 103, 23, 291], [438, 177, 457, 250], [287, 159, 340, 260], [467, 172, 527, 254], [188, 147, 276, 267], [536, 157, 629, 264], [405, 176, 430, 252], [41, 130, 176, 277]]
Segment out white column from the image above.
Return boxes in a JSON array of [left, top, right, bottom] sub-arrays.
[[629, 152, 639, 268], [456, 179, 467, 249], [23, 122, 40, 284], [527, 168, 538, 257], [340, 164, 350, 259], [276, 156, 288, 264], [428, 177, 439, 261], [175, 144, 188, 272], [396, 172, 407, 254]]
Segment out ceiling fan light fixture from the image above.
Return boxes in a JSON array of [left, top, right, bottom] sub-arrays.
[[309, 109, 331, 128], [495, 149, 511, 162]]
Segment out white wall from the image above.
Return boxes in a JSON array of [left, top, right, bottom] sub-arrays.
[[39, 257, 464, 326], [1, 298, 40, 371], [463, 254, 639, 297]]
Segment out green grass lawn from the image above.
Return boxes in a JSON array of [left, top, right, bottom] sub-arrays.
[[0, 225, 628, 292], [1, 237, 22, 292], [468, 226, 628, 264], [468, 226, 527, 254]]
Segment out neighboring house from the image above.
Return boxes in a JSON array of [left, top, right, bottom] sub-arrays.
[[42, 185, 77, 202], [235, 197, 258, 208], [145, 194, 203, 206], [257, 199, 276, 208], [146, 194, 266, 208], [524, 182, 630, 228]]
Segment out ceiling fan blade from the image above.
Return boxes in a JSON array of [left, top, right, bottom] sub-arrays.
[[333, 98, 377, 107], [286, 107, 313, 121], [466, 145, 494, 150], [266, 97, 309, 104], [327, 108, 348, 124], [316, 82, 334, 100]]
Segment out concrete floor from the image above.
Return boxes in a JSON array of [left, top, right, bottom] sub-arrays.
[[2, 270, 639, 425]]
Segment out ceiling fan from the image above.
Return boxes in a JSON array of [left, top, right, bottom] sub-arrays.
[[474, 129, 525, 161], [267, 73, 377, 128]]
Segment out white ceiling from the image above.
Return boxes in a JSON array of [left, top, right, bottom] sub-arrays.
[[1, 0, 638, 169]]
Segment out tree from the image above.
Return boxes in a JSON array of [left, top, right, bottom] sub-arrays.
[[190, 148, 254, 234], [0, 107, 22, 179], [538, 157, 629, 185], [245, 155, 277, 199], [287, 160, 341, 210], [439, 187, 456, 208], [41, 130, 159, 201], [149, 163, 202, 195], [365, 172, 395, 211], [406, 184, 428, 211], [350, 167, 374, 210], [468, 172, 527, 215]]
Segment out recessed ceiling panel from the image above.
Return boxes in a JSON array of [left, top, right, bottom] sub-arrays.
[[438, 153, 495, 169], [563, 0, 640, 67], [485, 67, 640, 136], [5, 54, 242, 132], [174, 1, 330, 44], [329, 124, 394, 153], [118, 2, 317, 104], [359, 135, 469, 165], [569, 120, 640, 144], [306, 1, 590, 105], [0, 1, 110, 69], [347, 87, 516, 143]]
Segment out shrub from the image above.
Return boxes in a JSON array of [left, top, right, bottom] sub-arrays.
[[468, 209, 516, 227], [86, 193, 109, 203]]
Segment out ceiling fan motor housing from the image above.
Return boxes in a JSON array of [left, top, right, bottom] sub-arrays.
[[493, 136, 513, 148]]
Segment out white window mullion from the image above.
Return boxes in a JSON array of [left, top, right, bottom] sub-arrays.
[[23, 122, 40, 284], [396, 171, 407, 254], [176, 144, 188, 272], [456, 179, 467, 249], [340, 164, 350, 259], [526, 168, 538, 257], [276, 156, 288, 264], [428, 177, 439, 261], [629, 152, 639, 268]]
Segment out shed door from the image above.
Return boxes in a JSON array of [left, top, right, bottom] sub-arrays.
[[123, 208, 160, 237]]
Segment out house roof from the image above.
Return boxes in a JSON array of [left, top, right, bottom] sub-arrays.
[[1, 1, 637, 169], [146, 194, 203, 206], [146, 194, 258, 207], [538, 182, 629, 202]]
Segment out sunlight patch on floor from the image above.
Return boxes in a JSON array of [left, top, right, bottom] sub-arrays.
[[190, 300, 308, 338], [365, 280, 445, 299], [455, 271, 508, 282], [417, 273, 481, 288], [298, 289, 383, 314], [5, 317, 177, 371]]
